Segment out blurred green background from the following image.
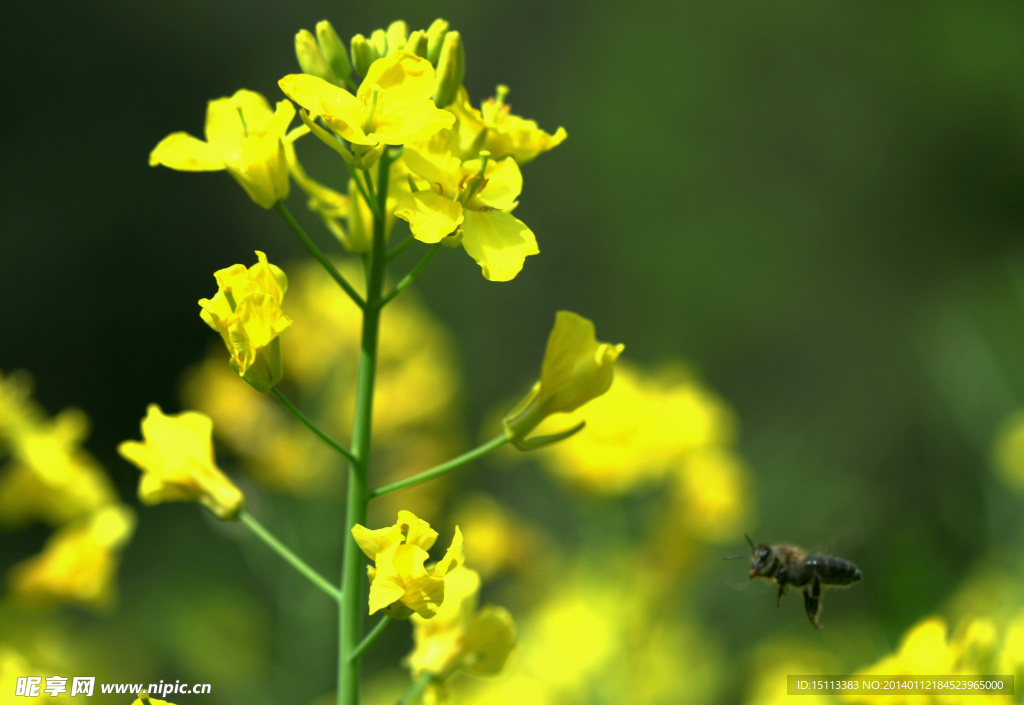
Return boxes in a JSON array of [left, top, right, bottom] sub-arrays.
[[4, 0, 1024, 703]]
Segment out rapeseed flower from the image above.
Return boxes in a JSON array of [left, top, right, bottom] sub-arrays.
[[352, 510, 463, 618], [448, 86, 566, 164], [279, 51, 454, 168], [395, 145, 537, 281], [407, 566, 515, 704], [504, 311, 623, 446], [198, 251, 292, 393], [118, 405, 244, 520], [8, 504, 135, 609], [149, 90, 293, 208]]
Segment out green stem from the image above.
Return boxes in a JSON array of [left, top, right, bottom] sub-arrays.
[[338, 150, 392, 705], [239, 511, 341, 602], [275, 202, 366, 309], [348, 615, 391, 663], [369, 434, 509, 499], [378, 243, 443, 308], [386, 234, 415, 262], [395, 673, 434, 705], [271, 387, 356, 465], [343, 160, 376, 220]]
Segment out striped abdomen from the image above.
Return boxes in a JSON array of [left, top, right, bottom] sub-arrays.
[[805, 555, 862, 586]]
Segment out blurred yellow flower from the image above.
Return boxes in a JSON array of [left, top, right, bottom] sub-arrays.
[[118, 405, 245, 520], [8, 504, 135, 610], [992, 410, 1024, 494], [0, 401, 116, 528], [131, 694, 176, 705], [149, 89, 293, 208], [672, 448, 751, 542], [198, 250, 292, 393], [279, 51, 454, 167], [534, 361, 735, 494], [407, 566, 516, 704], [352, 510, 463, 618], [447, 85, 567, 164], [503, 311, 623, 446], [451, 496, 541, 579]]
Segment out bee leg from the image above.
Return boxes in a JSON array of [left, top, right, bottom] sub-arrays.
[[775, 565, 789, 607], [803, 577, 822, 629]]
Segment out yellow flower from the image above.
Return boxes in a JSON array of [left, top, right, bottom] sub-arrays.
[[131, 694, 176, 705], [407, 566, 516, 704], [448, 86, 567, 164], [504, 311, 623, 446], [117, 405, 245, 520], [352, 510, 463, 618], [845, 617, 954, 704], [8, 504, 135, 610], [533, 362, 735, 494], [0, 401, 116, 527], [198, 251, 292, 393], [279, 51, 454, 167], [149, 90, 293, 208], [395, 145, 538, 281]]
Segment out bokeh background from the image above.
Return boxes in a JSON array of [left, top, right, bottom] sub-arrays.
[[4, 1, 1024, 703]]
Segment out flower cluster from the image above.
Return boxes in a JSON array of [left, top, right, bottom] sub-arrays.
[[0, 371, 135, 610], [150, 18, 565, 283], [137, 15, 620, 705]]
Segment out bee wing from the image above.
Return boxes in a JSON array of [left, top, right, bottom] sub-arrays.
[[810, 525, 864, 557]]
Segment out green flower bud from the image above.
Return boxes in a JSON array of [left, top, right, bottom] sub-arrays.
[[370, 28, 388, 60], [405, 29, 428, 59], [425, 18, 450, 64], [385, 20, 409, 55], [315, 20, 351, 83], [295, 29, 334, 82], [350, 33, 375, 77], [432, 31, 465, 109]]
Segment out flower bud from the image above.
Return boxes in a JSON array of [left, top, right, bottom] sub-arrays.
[[350, 33, 375, 77], [370, 28, 388, 60], [504, 311, 623, 448], [432, 31, 465, 109], [404, 29, 428, 59], [385, 20, 409, 55], [295, 29, 334, 82], [425, 18, 450, 64], [315, 20, 351, 82]]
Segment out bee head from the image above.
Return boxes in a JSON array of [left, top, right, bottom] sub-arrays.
[[743, 534, 776, 579]]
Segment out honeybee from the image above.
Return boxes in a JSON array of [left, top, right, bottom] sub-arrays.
[[725, 534, 862, 629]]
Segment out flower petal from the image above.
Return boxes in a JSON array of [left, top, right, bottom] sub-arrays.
[[395, 191, 463, 244], [460, 210, 538, 282], [149, 132, 223, 171]]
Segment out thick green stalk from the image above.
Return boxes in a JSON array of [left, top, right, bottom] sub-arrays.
[[338, 151, 392, 705]]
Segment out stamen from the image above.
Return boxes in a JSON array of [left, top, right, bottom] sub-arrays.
[[236, 107, 249, 137], [361, 84, 383, 135]]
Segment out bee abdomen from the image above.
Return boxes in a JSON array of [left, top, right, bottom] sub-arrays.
[[806, 555, 862, 585]]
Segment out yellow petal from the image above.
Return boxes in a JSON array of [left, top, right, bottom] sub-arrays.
[[118, 405, 244, 520], [149, 132, 223, 171], [468, 156, 522, 212], [279, 73, 368, 144], [205, 90, 274, 147], [539, 311, 624, 414], [395, 191, 463, 243], [460, 210, 538, 282]]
